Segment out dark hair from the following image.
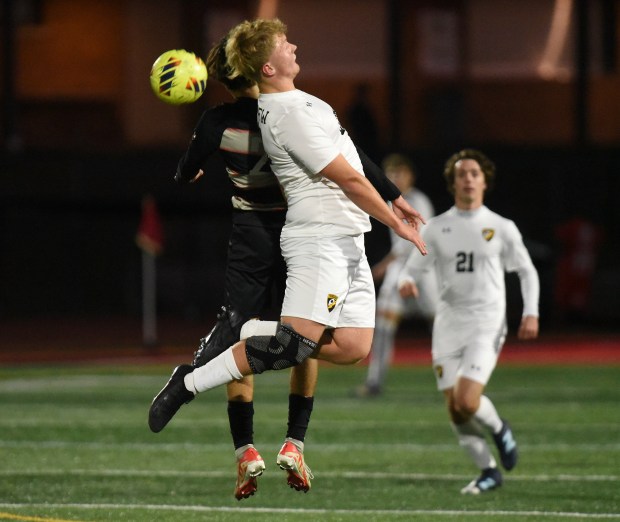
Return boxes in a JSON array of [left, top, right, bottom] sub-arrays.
[[205, 37, 255, 92], [443, 149, 495, 194]]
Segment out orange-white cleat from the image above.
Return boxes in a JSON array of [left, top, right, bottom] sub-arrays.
[[276, 438, 313, 492], [234, 446, 265, 500]]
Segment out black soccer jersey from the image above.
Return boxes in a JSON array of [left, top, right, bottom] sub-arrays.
[[176, 97, 287, 217]]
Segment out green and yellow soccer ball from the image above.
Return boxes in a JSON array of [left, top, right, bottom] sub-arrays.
[[149, 49, 207, 105]]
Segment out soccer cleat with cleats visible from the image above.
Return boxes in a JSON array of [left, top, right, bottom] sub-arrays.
[[460, 467, 503, 495], [148, 364, 195, 433], [276, 439, 313, 492], [234, 446, 265, 500], [493, 419, 518, 471]]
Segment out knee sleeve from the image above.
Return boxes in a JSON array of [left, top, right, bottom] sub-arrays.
[[245, 323, 318, 374], [193, 305, 247, 367]]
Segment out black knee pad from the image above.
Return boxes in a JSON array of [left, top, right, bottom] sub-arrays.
[[192, 305, 247, 367], [244, 323, 318, 374]]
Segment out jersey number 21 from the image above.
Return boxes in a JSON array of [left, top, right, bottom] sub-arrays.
[[456, 251, 474, 272]]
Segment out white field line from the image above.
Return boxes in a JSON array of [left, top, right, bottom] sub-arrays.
[[1, 439, 620, 453], [0, 468, 617, 482], [0, 503, 619, 519], [1, 418, 618, 432]]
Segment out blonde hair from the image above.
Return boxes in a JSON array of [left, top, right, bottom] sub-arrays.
[[226, 18, 287, 83], [206, 37, 255, 92], [443, 149, 495, 194]]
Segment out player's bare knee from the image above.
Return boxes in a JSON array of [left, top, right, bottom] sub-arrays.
[[452, 396, 478, 418], [347, 345, 371, 365], [244, 323, 318, 374]]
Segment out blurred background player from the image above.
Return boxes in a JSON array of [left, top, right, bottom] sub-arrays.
[[356, 153, 438, 397], [399, 149, 539, 494]]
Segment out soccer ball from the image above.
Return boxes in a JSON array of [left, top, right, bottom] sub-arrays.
[[149, 49, 208, 105]]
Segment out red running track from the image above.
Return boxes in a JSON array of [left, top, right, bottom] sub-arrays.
[[389, 334, 620, 366], [0, 318, 618, 366]]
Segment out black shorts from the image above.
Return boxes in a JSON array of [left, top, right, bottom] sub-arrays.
[[224, 212, 286, 320]]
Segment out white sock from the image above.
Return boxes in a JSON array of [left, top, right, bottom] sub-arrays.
[[240, 319, 278, 339], [235, 443, 254, 459], [452, 420, 497, 470], [474, 395, 503, 434], [186, 348, 243, 394], [284, 437, 304, 453]]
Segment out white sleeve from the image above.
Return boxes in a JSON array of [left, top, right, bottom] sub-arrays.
[[278, 106, 339, 174], [503, 221, 540, 317]]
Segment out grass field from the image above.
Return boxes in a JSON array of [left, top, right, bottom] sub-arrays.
[[0, 361, 619, 521]]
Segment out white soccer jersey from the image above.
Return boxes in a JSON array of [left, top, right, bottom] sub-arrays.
[[257, 89, 370, 238], [400, 205, 539, 322]]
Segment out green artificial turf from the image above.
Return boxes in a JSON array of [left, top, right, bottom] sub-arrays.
[[0, 363, 618, 521]]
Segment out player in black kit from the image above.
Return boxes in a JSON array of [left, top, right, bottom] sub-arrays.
[[149, 35, 403, 500]]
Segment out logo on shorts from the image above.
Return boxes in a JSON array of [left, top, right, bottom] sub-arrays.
[[326, 294, 338, 312], [482, 228, 495, 241], [434, 365, 443, 378]]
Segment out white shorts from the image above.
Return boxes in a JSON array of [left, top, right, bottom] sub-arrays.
[[431, 309, 507, 391], [280, 234, 375, 328], [376, 259, 438, 319]]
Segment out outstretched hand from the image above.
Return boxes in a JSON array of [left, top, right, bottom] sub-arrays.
[[394, 219, 427, 255], [391, 196, 427, 255], [391, 195, 426, 230]]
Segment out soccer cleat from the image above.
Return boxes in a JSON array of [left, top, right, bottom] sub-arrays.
[[460, 467, 503, 495], [234, 446, 266, 500], [148, 364, 195, 433], [276, 440, 313, 492], [493, 419, 518, 471]]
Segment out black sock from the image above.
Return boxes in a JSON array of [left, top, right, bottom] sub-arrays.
[[228, 401, 254, 450], [286, 394, 314, 442]]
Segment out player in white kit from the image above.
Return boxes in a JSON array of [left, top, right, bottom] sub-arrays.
[[357, 153, 438, 397], [399, 149, 539, 494], [148, 17, 429, 489]]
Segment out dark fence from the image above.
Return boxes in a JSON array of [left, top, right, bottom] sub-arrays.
[[1, 146, 619, 331]]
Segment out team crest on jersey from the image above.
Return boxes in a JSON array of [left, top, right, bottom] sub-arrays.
[[327, 294, 338, 312], [434, 365, 444, 379], [482, 228, 495, 241]]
